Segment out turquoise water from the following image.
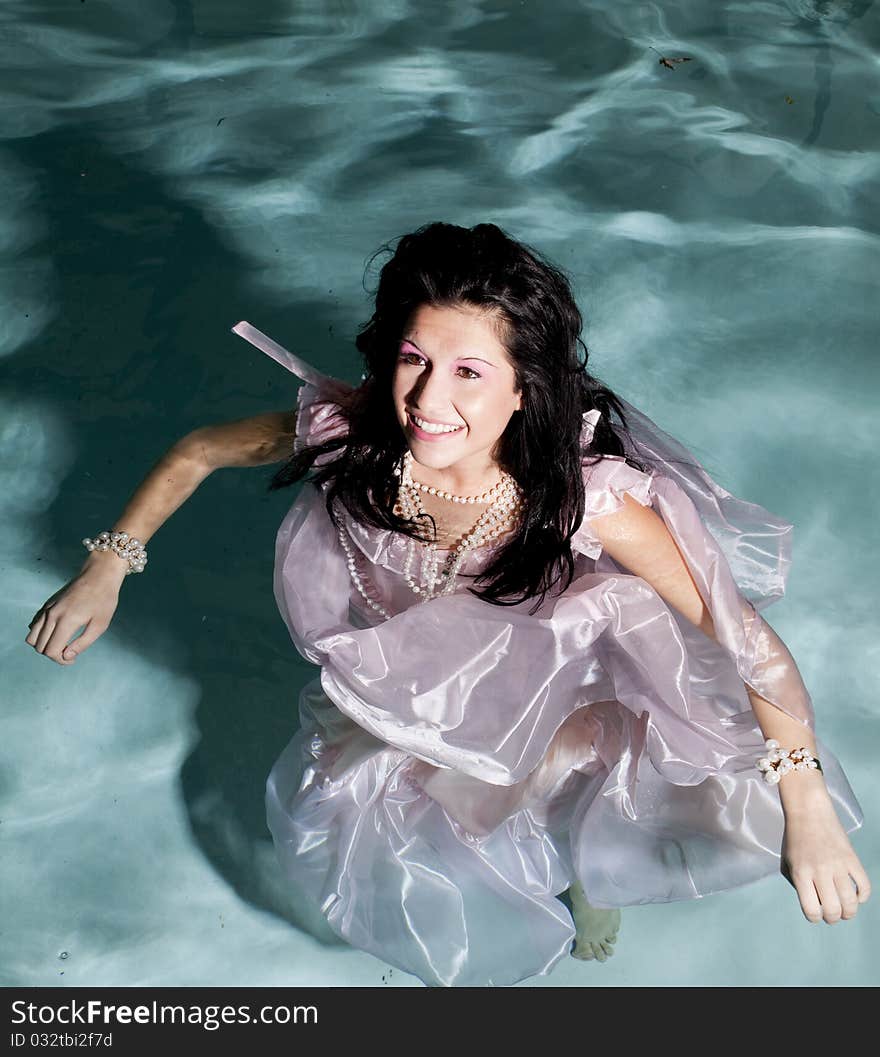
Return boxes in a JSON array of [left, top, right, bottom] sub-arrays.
[[3, 0, 877, 986]]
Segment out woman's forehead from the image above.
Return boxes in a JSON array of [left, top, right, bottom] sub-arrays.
[[401, 304, 512, 363]]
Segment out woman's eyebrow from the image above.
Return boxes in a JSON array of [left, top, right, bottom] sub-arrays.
[[401, 336, 499, 368]]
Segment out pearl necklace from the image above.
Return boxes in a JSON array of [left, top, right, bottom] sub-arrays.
[[337, 519, 394, 620], [335, 450, 524, 621], [395, 450, 523, 601]]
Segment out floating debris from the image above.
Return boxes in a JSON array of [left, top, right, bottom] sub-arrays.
[[649, 46, 693, 70]]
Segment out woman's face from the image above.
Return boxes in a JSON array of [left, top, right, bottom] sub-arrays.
[[391, 302, 523, 490]]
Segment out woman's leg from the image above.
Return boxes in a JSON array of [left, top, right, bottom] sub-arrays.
[[412, 701, 624, 962], [566, 878, 621, 962], [547, 702, 622, 962]]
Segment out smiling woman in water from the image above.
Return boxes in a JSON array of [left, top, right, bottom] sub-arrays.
[[26, 221, 869, 986]]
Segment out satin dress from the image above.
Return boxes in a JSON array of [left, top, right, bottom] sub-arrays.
[[232, 321, 864, 988]]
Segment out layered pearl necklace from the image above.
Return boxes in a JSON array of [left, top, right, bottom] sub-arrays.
[[335, 449, 524, 621]]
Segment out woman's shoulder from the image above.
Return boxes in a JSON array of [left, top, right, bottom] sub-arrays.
[[293, 377, 353, 459], [581, 453, 655, 516], [572, 454, 656, 560], [572, 408, 658, 558], [578, 407, 655, 504]]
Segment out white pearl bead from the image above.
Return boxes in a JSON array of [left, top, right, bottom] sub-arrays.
[[82, 529, 147, 573]]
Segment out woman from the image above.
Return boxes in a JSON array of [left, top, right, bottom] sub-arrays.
[[25, 222, 869, 988]]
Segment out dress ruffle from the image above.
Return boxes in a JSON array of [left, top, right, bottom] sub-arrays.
[[233, 321, 864, 988]]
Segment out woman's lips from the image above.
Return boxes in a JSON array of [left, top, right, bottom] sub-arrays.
[[406, 410, 465, 442]]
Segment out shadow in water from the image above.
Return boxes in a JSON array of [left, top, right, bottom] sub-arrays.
[[7, 123, 354, 952]]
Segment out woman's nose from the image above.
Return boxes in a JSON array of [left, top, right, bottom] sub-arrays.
[[412, 371, 453, 412]]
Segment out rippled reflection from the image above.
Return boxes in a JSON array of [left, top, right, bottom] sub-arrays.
[[3, 0, 876, 988]]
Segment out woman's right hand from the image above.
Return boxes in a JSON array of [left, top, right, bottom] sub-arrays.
[[25, 553, 128, 665]]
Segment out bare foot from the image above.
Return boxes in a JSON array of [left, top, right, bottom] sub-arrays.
[[568, 880, 621, 962]]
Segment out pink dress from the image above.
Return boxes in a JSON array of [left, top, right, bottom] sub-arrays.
[[232, 321, 863, 988]]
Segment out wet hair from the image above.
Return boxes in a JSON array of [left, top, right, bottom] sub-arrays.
[[267, 221, 654, 615]]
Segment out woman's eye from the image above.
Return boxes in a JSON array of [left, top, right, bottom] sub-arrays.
[[397, 352, 480, 380]]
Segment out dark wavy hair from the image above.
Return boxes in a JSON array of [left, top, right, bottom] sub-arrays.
[[267, 221, 655, 615]]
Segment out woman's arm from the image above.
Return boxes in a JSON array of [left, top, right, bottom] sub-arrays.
[[116, 408, 298, 539], [80, 408, 297, 575], [584, 492, 870, 923], [27, 408, 298, 663], [185, 407, 298, 471], [583, 492, 821, 793]]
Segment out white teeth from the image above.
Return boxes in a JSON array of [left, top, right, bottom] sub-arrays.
[[411, 413, 462, 434]]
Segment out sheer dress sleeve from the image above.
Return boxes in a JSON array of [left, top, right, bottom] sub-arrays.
[[573, 407, 816, 733]]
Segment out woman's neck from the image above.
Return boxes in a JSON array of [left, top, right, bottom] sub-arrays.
[[408, 455, 503, 498]]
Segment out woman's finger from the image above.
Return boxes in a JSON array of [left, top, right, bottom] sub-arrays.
[[25, 611, 48, 645], [34, 613, 58, 654], [836, 872, 860, 919], [795, 874, 823, 923], [58, 619, 107, 663], [814, 871, 843, 924], [42, 616, 88, 664], [851, 864, 872, 903]]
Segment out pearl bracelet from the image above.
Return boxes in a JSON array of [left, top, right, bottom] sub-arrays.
[[82, 530, 148, 575], [755, 738, 822, 785]]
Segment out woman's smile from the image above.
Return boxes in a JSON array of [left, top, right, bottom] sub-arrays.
[[406, 409, 466, 441]]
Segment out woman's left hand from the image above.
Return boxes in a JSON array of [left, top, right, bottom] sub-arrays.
[[780, 794, 871, 923]]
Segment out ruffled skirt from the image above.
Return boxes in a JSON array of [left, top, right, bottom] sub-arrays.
[[265, 669, 862, 988]]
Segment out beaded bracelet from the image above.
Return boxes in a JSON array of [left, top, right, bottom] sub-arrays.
[[755, 738, 822, 784], [82, 530, 148, 575]]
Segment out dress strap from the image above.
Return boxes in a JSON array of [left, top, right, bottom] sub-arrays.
[[231, 320, 356, 400]]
